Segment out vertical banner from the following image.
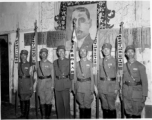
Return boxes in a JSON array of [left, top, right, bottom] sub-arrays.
[[116, 22, 124, 118], [13, 27, 20, 93]]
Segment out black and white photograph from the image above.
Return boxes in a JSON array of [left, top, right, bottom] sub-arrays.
[[0, 1, 152, 119]]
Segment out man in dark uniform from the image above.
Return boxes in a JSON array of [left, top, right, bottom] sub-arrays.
[[75, 47, 96, 118], [37, 48, 54, 119], [53, 45, 72, 118], [18, 50, 33, 119], [122, 45, 148, 118], [97, 43, 119, 118]]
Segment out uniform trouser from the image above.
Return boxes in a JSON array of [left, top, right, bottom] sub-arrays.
[[99, 93, 116, 110], [38, 79, 53, 104], [76, 92, 93, 109], [124, 97, 145, 116], [55, 89, 70, 119]]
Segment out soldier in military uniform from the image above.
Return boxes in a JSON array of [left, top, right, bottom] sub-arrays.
[[53, 45, 73, 118], [37, 48, 54, 119], [97, 43, 119, 118], [75, 47, 95, 118], [18, 50, 33, 119], [122, 45, 148, 118]]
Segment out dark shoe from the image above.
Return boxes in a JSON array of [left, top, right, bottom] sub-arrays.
[[46, 104, 52, 119], [80, 108, 85, 119], [126, 113, 132, 118], [40, 104, 45, 119], [25, 100, 30, 119], [18, 101, 25, 119], [102, 109, 109, 118], [132, 115, 141, 118], [45, 104, 48, 119], [110, 109, 117, 118], [85, 108, 91, 118]]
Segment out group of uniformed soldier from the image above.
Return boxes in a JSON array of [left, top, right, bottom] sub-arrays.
[[18, 43, 148, 119]]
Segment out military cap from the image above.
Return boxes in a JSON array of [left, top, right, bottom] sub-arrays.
[[79, 46, 89, 52], [20, 50, 28, 55], [57, 45, 66, 51], [102, 43, 112, 50], [125, 45, 135, 52], [40, 48, 48, 54]]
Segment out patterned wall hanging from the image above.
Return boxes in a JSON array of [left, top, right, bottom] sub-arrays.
[[54, 1, 115, 30]]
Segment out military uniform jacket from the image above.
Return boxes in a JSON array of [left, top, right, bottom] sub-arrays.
[[18, 61, 32, 94], [123, 61, 148, 101], [97, 57, 119, 94], [75, 59, 94, 93], [37, 60, 54, 87], [53, 58, 72, 91]]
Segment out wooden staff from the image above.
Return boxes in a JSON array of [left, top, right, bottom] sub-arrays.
[[14, 23, 20, 117], [33, 20, 38, 118], [116, 22, 124, 118]]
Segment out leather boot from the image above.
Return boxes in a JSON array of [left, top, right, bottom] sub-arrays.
[[45, 104, 48, 119], [18, 101, 25, 119], [126, 113, 132, 118], [132, 115, 141, 118], [46, 104, 52, 119], [40, 104, 45, 119], [80, 108, 85, 119], [85, 108, 91, 118], [110, 109, 117, 118], [25, 100, 30, 119], [102, 109, 109, 118]]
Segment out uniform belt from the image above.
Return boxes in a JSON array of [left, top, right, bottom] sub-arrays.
[[77, 77, 91, 82], [124, 81, 142, 86], [39, 75, 52, 79], [56, 75, 69, 79], [100, 77, 116, 81], [19, 76, 30, 79]]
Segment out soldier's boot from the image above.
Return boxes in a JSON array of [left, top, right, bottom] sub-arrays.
[[102, 109, 109, 118], [25, 100, 30, 119], [132, 115, 141, 118], [46, 104, 52, 119], [110, 109, 117, 118], [85, 108, 91, 118], [18, 101, 25, 119], [45, 104, 48, 119], [80, 108, 85, 119], [126, 113, 132, 118], [40, 104, 45, 119]]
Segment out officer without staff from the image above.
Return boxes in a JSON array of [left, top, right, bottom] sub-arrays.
[[97, 43, 119, 118], [37, 48, 54, 119], [122, 45, 148, 118], [18, 50, 33, 119], [75, 47, 98, 118], [53, 45, 73, 119]]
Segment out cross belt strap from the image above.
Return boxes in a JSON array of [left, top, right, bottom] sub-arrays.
[[102, 58, 108, 78], [126, 63, 135, 81], [39, 61, 45, 76]]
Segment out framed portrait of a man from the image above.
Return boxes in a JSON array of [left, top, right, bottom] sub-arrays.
[[66, 3, 97, 52]]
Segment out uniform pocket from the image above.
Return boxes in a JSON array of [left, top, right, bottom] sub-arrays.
[[108, 82, 116, 93], [132, 85, 142, 99]]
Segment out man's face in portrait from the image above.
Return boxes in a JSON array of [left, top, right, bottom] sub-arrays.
[[71, 7, 92, 40]]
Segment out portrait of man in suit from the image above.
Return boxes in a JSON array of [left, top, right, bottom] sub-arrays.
[[66, 4, 97, 52]]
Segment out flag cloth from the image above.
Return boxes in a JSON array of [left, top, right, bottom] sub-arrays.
[[13, 32, 19, 93]]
